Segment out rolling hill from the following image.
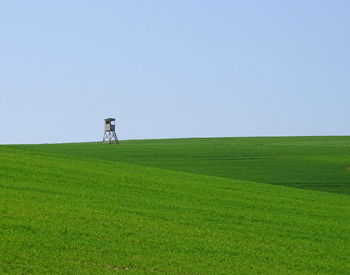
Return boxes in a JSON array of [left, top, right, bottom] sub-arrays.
[[1, 137, 350, 274]]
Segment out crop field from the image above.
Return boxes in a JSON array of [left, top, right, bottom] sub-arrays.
[[1, 136, 350, 274]]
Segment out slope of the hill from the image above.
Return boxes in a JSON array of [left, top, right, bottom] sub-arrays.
[[0, 147, 349, 274], [12, 136, 350, 194]]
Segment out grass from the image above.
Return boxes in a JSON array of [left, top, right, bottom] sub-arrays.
[[1, 136, 350, 274], [12, 136, 350, 194]]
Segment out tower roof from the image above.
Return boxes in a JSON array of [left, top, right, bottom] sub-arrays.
[[104, 118, 115, 121]]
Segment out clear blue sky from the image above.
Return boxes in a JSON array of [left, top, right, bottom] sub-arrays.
[[1, 1, 349, 144]]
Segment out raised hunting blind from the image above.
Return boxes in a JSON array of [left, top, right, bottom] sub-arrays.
[[102, 118, 119, 144]]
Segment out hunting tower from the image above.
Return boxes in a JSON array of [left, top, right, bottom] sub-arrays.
[[102, 118, 119, 144]]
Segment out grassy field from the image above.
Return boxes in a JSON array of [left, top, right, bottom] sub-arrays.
[[12, 136, 350, 194], [1, 137, 350, 274]]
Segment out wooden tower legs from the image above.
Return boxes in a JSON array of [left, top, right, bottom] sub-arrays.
[[102, 130, 120, 144]]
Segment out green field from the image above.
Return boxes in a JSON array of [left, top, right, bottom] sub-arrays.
[[1, 137, 350, 274]]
